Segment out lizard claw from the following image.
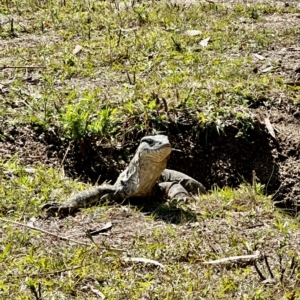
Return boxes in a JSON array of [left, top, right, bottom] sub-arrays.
[[41, 202, 61, 216], [41, 202, 60, 210], [41, 203, 78, 217]]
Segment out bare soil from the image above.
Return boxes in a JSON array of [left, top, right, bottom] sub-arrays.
[[0, 102, 299, 212], [0, 0, 300, 213]]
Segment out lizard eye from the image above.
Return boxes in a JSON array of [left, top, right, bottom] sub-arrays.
[[147, 139, 155, 146], [141, 138, 154, 146]]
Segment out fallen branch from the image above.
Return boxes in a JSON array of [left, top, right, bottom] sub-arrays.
[[0, 217, 91, 246], [203, 251, 261, 264]]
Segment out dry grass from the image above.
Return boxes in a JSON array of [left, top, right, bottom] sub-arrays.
[[1, 0, 300, 299], [1, 160, 300, 299]]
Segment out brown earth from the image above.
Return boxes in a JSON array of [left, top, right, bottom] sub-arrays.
[[0, 102, 299, 213], [0, 0, 300, 214]]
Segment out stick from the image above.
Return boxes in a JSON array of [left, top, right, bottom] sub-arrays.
[[124, 257, 166, 270], [0, 66, 46, 69], [0, 217, 91, 246], [60, 142, 70, 168], [203, 251, 261, 264], [32, 265, 84, 277], [254, 260, 266, 281], [264, 255, 274, 278], [0, 217, 126, 252], [8, 265, 89, 278]]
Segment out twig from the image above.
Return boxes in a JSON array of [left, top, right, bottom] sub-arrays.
[[279, 254, 286, 284], [265, 163, 275, 196], [264, 255, 274, 278], [88, 284, 105, 299], [285, 81, 300, 86], [66, 222, 112, 239], [19, 197, 30, 222], [0, 66, 46, 70], [288, 290, 296, 300], [252, 170, 257, 191], [1, 217, 127, 252], [40, 265, 84, 276], [60, 142, 71, 168], [203, 251, 261, 264], [0, 217, 91, 246], [272, 183, 283, 200], [117, 29, 122, 47], [10, 265, 85, 278], [29, 282, 42, 300], [280, 267, 286, 284], [290, 256, 297, 277], [125, 69, 135, 85], [95, 174, 102, 185], [124, 257, 166, 270], [161, 97, 168, 113], [254, 261, 266, 281]]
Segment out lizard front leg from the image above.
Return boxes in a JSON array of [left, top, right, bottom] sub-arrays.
[[160, 169, 206, 195], [42, 185, 120, 217], [158, 181, 191, 201]]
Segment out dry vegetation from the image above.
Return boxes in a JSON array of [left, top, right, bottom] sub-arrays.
[[0, 0, 300, 299]]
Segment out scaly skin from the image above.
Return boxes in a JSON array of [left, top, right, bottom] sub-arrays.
[[42, 135, 205, 216]]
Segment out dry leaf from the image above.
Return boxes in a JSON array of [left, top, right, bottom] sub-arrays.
[[264, 117, 276, 139], [73, 44, 83, 55], [252, 53, 265, 60], [185, 29, 201, 36], [200, 37, 210, 47], [88, 221, 113, 236]]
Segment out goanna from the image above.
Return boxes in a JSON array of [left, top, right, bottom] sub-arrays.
[[42, 135, 206, 216]]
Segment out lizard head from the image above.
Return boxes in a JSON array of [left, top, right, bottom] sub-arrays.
[[138, 135, 172, 163]]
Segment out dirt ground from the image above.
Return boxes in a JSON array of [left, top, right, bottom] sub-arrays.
[[0, 0, 300, 213], [1, 101, 299, 212]]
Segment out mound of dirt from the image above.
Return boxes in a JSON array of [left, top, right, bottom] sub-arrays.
[[0, 105, 299, 212]]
